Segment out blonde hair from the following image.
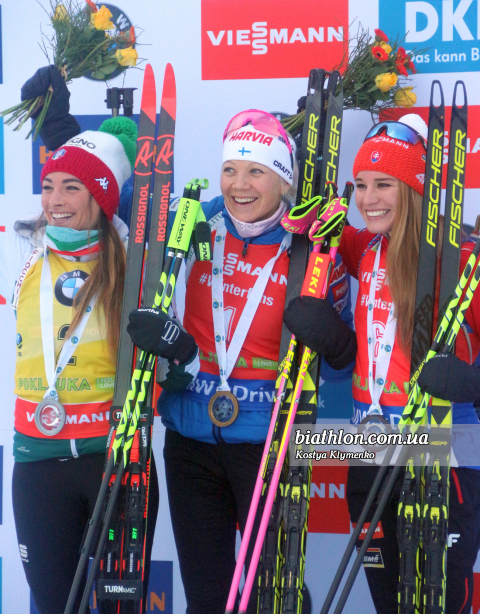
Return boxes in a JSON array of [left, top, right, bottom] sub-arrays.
[[384, 181, 422, 354]]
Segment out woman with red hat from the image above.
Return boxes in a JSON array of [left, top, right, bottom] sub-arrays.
[[0, 114, 192, 613], [284, 114, 480, 613]]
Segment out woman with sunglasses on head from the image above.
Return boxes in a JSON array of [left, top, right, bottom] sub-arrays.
[[127, 109, 355, 614], [284, 114, 480, 614]]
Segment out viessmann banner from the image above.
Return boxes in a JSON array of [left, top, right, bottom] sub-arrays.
[[201, 0, 348, 80]]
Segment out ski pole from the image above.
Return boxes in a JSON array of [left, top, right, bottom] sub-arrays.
[[64, 65, 158, 614], [322, 242, 480, 614], [67, 180, 210, 614], [225, 184, 344, 613], [319, 458, 393, 614], [332, 452, 407, 614], [224, 192, 336, 613], [401, 238, 480, 432], [270, 73, 345, 614], [238, 188, 351, 613]]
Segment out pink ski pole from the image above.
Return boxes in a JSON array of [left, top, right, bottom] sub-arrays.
[[238, 247, 335, 613], [237, 188, 351, 612], [225, 242, 324, 613]]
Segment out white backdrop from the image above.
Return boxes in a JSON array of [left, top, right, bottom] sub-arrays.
[[1, 0, 480, 613]]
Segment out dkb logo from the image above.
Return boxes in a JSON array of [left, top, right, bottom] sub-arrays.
[[380, 0, 480, 72]]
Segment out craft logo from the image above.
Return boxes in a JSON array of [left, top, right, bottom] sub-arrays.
[[308, 465, 350, 534], [380, 0, 480, 73], [387, 106, 480, 189], [201, 0, 348, 80]]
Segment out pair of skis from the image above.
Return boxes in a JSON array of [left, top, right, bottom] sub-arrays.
[[319, 80, 473, 614], [63, 64, 208, 614], [226, 69, 345, 614]]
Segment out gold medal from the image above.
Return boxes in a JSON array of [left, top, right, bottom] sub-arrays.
[[208, 391, 239, 427]]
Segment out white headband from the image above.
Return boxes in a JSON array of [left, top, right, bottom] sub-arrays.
[[222, 126, 293, 185]]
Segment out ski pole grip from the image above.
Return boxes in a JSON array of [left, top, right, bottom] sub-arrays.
[[300, 251, 330, 299], [194, 221, 213, 261], [168, 197, 201, 251]]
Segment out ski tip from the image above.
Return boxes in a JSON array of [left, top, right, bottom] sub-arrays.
[[141, 64, 157, 124], [161, 63, 176, 121]]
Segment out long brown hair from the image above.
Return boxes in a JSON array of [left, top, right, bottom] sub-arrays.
[[67, 211, 126, 359], [384, 181, 422, 353]]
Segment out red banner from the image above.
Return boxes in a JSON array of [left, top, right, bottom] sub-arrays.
[[201, 0, 348, 80], [308, 465, 350, 534], [473, 572, 480, 614]]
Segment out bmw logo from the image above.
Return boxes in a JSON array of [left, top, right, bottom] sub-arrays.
[[54, 271, 89, 307]]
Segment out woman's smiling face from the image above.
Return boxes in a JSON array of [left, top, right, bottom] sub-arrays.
[[41, 172, 101, 230], [354, 170, 400, 236], [220, 160, 283, 223]]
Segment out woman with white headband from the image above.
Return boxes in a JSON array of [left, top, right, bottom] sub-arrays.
[[127, 109, 355, 613]]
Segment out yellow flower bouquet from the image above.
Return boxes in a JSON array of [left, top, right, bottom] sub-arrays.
[[282, 25, 426, 136], [2, 0, 140, 139]]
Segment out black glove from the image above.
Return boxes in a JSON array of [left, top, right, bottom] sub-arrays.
[[127, 308, 197, 364], [21, 65, 80, 150], [417, 353, 480, 403], [297, 95, 307, 114], [283, 296, 357, 370]]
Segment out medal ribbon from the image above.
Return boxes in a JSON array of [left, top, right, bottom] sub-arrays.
[[39, 238, 97, 401], [211, 218, 291, 392], [366, 237, 397, 415]]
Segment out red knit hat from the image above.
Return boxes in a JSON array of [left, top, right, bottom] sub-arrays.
[[353, 115, 427, 196], [41, 117, 137, 220]]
